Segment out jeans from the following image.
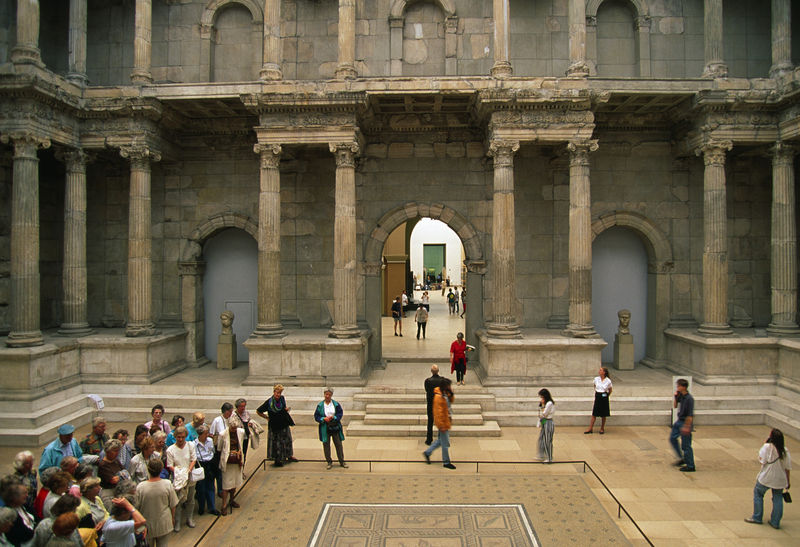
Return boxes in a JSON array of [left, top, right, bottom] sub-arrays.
[[752, 480, 784, 527], [669, 419, 694, 469], [424, 430, 450, 465]]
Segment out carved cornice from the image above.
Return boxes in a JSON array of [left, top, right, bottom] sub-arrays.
[[241, 92, 368, 115]]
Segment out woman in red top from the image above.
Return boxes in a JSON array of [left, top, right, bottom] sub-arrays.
[[450, 332, 468, 385]]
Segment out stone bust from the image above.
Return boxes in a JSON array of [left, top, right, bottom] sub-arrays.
[[220, 310, 234, 335], [617, 309, 631, 335]]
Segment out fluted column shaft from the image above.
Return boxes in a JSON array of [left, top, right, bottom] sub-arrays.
[[121, 146, 159, 336], [58, 149, 92, 335], [703, 0, 728, 77], [487, 140, 520, 337], [771, 0, 793, 77], [768, 142, 799, 334], [335, 0, 357, 79], [131, 0, 152, 84], [3, 134, 49, 347], [11, 0, 42, 65], [565, 140, 598, 337], [329, 142, 359, 338], [491, 0, 512, 77], [252, 144, 284, 336], [697, 141, 733, 335], [260, 0, 282, 80], [566, 0, 589, 76], [67, 0, 88, 84]]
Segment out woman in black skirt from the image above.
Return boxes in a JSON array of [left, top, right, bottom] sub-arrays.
[[585, 367, 613, 434]]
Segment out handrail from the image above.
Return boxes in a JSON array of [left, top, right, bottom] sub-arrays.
[[194, 457, 654, 546]]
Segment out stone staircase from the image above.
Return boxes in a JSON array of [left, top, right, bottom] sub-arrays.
[[345, 390, 501, 437]]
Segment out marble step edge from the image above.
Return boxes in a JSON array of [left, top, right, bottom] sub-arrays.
[[0, 407, 97, 447], [95, 406, 365, 426], [345, 421, 502, 437], [363, 414, 485, 426], [0, 394, 96, 428], [364, 403, 483, 414]]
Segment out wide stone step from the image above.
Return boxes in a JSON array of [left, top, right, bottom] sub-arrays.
[[494, 396, 774, 412], [0, 406, 96, 447], [346, 420, 502, 437], [0, 393, 94, 430], [364, 413, 485, 426], [365, 403, 483, 415], [485, 410, 671, 427], [355, 392, 496, 410], [98, 405, 365, 427]]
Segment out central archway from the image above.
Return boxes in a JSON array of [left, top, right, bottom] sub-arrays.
[[363, 202, 485, 367]]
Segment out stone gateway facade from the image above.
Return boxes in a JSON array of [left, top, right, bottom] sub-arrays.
[[2, 1, 800, 437]]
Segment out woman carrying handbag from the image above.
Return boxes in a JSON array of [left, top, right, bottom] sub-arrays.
[[745, 428, 791, 529]]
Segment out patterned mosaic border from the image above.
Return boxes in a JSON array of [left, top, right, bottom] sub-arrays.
[[308, 503, 540, 546]]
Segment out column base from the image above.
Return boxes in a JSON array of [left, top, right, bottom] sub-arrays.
[[252, 323, 286, 338], [10, 46, 44, 67], [490, 61, 513, 78], [66, 72, 89, 86], [562, 323, 598, 338], [769, 62, 794, 79], [696, 322, 733, 336], [702, 62, 728, 78], [57, 324, 94, 337], [335, 63, 357, 80], [259, 64, 283, 80], [767, 322, 800, 336], [565, 61, 589, 77], [486, 322, 521, 338], [125, 324, 158, 337], [130, 70, 153, 85], [5, 330, 44, 347], [329, 325, 360, 339]]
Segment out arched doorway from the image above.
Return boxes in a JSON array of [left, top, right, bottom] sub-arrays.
[[364, 202, 484, 366], [202, 228, 257, 362], [592, 226, 648, 364]]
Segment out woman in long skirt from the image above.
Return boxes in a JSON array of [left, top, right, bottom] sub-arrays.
[[537, 389, 555, 463], [256, 384, 297, 467], [585, 367, 612, 434]]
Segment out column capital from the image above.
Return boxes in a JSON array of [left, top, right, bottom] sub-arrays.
[[330, 141, 360, 167], [695, 140, 732, 166], [465, 259, 487, 275], [770, 141, 796, 163], [55, 147, 92, 172], [362, 261, 383, 277], [567, 139, 599, 165], [254, 143, 282, 167], [488, 139, 519, 165], [120, 144, 161, 166], [635, 15, 651, 30], [1, 133, 51, 156], [178, 260, 206, 276]]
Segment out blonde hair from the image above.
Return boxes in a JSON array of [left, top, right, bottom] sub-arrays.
[[273, 384, 284, 393]]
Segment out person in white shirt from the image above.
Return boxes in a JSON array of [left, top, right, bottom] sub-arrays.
[[585, 367, 613, 434], [165, 426, 196, 531], [745, 428, 792, 529], [537, 389, 555, 463], [209, 402, 234, 497]]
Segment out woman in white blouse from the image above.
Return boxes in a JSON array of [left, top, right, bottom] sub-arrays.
[[585, 367, 613, 434], [745, 428, 791, 529], [537, 389, 555, 463]]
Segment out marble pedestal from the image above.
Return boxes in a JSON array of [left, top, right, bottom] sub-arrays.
[[217, 333, 237, 369], [614, 333, 634, 370]]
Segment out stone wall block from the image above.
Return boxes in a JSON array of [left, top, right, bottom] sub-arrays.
[[388, 143, 414, 158]]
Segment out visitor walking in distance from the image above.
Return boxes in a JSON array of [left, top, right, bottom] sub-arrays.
[[670, 379, 695, 472], [537, 389, 555, 463], [414, 304, 428, 339], [423, 378, 456, 469], [391, 296, 403, 336]]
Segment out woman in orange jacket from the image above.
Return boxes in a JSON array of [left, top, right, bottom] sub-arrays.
[[423, 378, 456, 469]]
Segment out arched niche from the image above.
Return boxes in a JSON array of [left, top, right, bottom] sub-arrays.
[[199, 0, 264, 82], [388, 0, 458, 76], [586, 0, 651, 77]]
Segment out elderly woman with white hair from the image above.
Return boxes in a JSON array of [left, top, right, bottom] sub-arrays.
[[76, 477, 108, 531], [314, 388, 348, 470], [11, 452, 37, 516]]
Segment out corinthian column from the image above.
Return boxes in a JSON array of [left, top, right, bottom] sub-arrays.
[[1, 133, 49, 347], [770, 0, 793, 78], [564, 140, 598, 338], [335, 0, 357, 79], [696, 141, 733, 335], [120, 145, 160, 336], [702, 0, 728, 78], [329, 142, 359, 339], [57, 148, 92, 336], [67, 0, 88, 85], [768, 142, 799, 334], [131, 0, 153, 84], [487, 140, 520, 338], [252, 144, 284, 337], [566, 0, 589, 76], [260, 0, 282, 80], [11, 0, 43, 66], [491, 0, 512, 77]]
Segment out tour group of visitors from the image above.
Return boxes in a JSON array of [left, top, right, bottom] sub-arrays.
[[0, 386, 350, 546]]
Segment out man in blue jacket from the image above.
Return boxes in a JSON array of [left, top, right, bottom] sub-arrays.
[[39, 424, 83, 470]]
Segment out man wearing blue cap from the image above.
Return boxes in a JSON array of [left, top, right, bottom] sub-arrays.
[[39, 424, 83, 470]]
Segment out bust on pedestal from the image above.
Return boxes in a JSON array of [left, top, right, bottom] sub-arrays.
[[217, 310, 237, 370], [613, 309, 634, 370]]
